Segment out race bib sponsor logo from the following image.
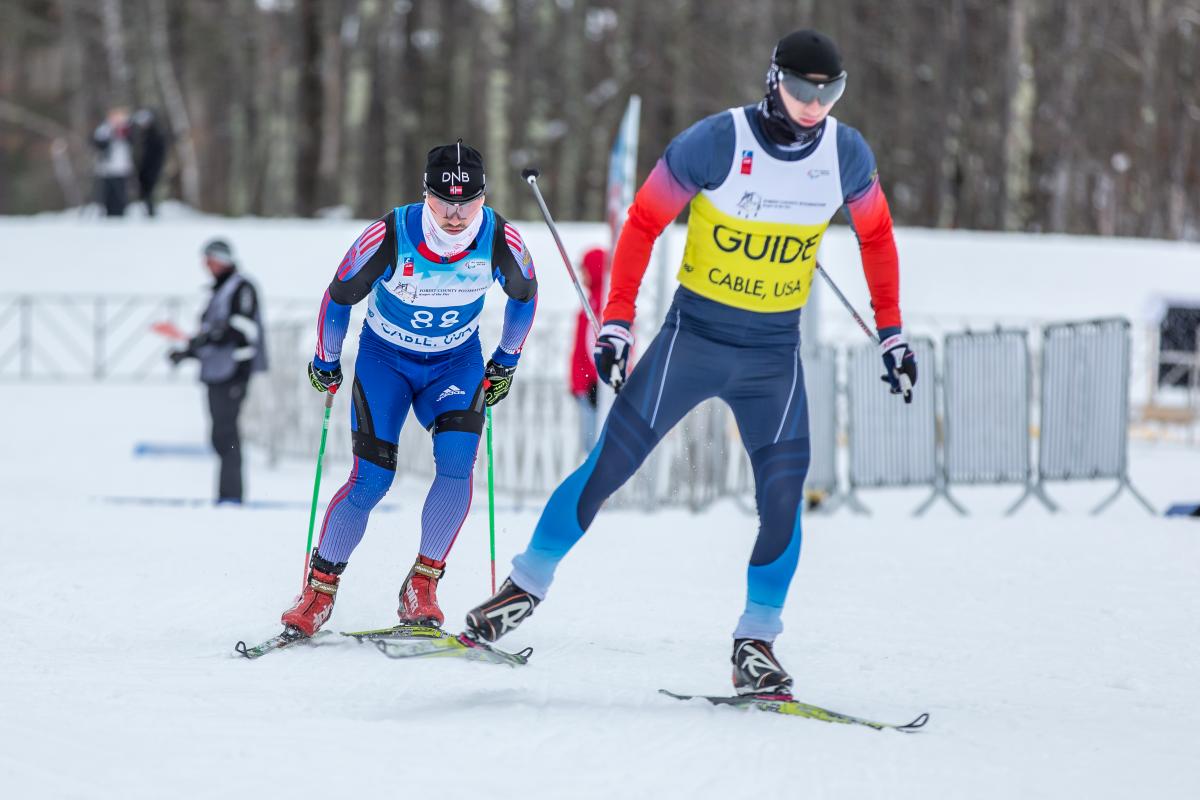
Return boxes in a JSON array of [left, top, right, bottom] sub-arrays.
[[740, 149, 754, 175], [736, 191, 762, 219]]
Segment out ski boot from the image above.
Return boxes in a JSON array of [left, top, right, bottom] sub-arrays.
[[731, 638, 794, 697], [281, 553, 345, 636], [464, 577, 540, 642], [397, 555, 446, 627]]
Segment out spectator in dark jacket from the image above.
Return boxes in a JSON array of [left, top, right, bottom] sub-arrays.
[[131, 108, 169, 217], [169, 239, 268, 504]]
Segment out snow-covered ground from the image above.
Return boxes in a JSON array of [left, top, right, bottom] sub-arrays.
[[3, 212, 1200, 796], [4, 381, 1200, 799]]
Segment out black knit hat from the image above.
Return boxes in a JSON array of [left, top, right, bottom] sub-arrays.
[[773, 29, 843, 78], [424, 139, 486, 202]]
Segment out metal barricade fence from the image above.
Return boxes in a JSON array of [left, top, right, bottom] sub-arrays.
[[0, 294, 194, 381], [1036, 318, 1154, 513], [942, 329, 1032, 514], [804, 343, 839, 500], [233, 315, 1161, 517], [0, 293, 316, 383], [244, 317, 752, 512], [845, 336, 941, 514]]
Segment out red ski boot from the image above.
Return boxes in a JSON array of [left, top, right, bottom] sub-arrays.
[[397, 555, 446, 627], [281, 555, 344, 636]]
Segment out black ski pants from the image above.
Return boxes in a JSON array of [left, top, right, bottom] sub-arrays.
[[207, 378, 248, 503]]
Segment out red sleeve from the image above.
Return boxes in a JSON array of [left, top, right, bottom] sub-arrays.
[[845, 178, 902, 331], [603, 159, 696, 324]]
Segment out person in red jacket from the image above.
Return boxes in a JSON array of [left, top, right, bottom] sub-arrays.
[[568, 247, 606, 455]]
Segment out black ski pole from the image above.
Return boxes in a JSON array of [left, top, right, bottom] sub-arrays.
[[815, 261, 913, 398], [520, 168, 602, 337]]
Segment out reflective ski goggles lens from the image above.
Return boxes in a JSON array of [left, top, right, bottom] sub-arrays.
[[428, 194, 485, 219], [778, 69, 847, 106]]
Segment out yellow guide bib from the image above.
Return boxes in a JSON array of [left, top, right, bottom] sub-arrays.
[[677, 110, 844, 313]]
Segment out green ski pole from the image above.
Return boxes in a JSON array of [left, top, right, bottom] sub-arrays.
[[303, 389, 336, 581], [486, 405, 497, 595]]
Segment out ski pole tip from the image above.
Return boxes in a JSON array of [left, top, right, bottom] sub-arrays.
[[521, 167, 540, 182]]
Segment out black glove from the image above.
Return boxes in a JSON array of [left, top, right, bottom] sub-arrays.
[[167, 349, 192, 366], [593, 321, 634, 390], [307, 361, 343, 394], [484, 360, 517, 407], [879, 332, 917, 404]]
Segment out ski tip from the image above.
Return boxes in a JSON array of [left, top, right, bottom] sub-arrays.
[[234, 640, 250, 658], [898, 712, 930, 732]]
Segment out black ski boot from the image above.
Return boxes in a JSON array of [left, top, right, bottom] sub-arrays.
[[464, 578, 540, 642], [731, 638, 794, 697]]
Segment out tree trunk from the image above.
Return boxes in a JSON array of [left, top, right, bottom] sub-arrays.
[[553, 0, 587, 218], [295, 0, 324, 217], [147, 0, 201, 208], [484, 0, 512, 213], [100, 0, 133, 107], [340, 0, 379, 216], [1001, 0, 1035, 230], [1046, 3, 1086, 233], [380, 4, 410, 207], [317, 1, 347, 209]]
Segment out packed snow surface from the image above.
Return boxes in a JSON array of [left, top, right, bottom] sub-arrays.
[[3, 383, 1199, 799], [4, 212, 1200, 797]]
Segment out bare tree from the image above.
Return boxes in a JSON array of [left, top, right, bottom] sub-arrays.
[[100, 0, 133, 106], [1002, 0, 1035, 230], [147, 0, 201, 207], [1, 0, 1199, 238]]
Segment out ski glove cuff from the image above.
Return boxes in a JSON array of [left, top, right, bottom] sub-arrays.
[[308, 361, 343, 394], [484, 360, 517, 407], [879, 333, 917, 404], [593, 321, 634, 390]]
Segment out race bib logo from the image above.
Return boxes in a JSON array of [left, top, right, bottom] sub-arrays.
[[740, 149, 754, 175], [736, 191, 762, 219]]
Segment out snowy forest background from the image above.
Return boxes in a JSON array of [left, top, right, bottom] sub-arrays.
[[2, 0, 1199, 239]]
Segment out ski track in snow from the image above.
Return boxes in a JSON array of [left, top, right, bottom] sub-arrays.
[[4, 383, 1200, 799]]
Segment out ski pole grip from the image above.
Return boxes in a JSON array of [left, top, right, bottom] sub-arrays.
[[521, 167, 540, 183]]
